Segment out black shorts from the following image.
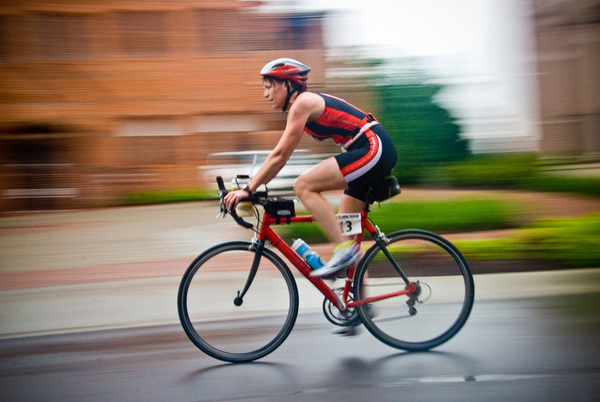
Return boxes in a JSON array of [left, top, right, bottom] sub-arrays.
[[334, 124, 398, 202]]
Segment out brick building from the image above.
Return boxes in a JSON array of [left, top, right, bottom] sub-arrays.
[[532, 0, 600, 154], [3, 1, 597, 213], [0, 0, 328, 212]]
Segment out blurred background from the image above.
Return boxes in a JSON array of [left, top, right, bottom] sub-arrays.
[[0, 0, 598, 213], [0, 4, 599, 396]]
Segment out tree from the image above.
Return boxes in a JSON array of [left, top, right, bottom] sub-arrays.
[[375, 82, 469, 184], [327, 52, 470, 184]]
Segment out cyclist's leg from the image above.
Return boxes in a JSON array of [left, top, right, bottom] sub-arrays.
[[338, 193, 365, 215], [327, 193, 370, 335], [293, 157, 348, 244]]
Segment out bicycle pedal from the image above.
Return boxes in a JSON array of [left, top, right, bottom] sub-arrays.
[[333, 326, 361, 337], [324, 268, 348, 280]]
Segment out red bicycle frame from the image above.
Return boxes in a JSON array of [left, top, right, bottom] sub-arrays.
[[258, 210, 416, 313]]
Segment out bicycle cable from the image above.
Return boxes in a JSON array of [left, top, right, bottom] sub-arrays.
[[246, 204, 262, 236]]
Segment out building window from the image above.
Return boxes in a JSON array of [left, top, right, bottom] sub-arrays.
[[119, 11, 167, 57], [37, 13, 90, 60], [235, 14, 282, 52], [0, 16, 8, 62], [115, 119, 182, 137], [197, 9, 243, 53]]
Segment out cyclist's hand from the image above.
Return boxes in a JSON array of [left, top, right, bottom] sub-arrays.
[[224, 189, 250, 212]]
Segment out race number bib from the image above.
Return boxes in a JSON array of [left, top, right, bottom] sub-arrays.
[[336, 213, 362, 235]]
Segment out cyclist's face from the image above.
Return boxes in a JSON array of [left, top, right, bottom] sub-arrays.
[[263, 79, 286, 110]]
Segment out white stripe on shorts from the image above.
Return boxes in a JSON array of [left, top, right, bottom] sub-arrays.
[[344, 134, 383, 183]]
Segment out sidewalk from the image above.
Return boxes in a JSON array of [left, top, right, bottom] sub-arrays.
[[1, 265, 599, 339]]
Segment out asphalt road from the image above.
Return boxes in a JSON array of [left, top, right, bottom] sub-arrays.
[[1, 293, 599, 401]]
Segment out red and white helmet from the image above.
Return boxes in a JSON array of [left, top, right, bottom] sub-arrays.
[[260, 58, 311, 87]]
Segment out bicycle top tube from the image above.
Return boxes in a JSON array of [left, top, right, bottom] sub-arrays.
[[215, 175, 380, 232]]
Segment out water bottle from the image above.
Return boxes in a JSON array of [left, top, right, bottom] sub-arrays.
[[292, 239, 325, 270]]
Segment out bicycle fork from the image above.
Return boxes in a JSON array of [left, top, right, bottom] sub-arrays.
[[233, 237, 264, 307]]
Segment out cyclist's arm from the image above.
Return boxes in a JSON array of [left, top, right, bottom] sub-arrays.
[[246, 97, 313, 192], [224, 94, 317, 211]]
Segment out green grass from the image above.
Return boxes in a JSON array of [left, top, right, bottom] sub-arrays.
[[454, 214, 600, 268], [282, 201, 600, 268], [117, 183, 599, 268], [369, 199, 518, 233], [280, 198, 521, 244]]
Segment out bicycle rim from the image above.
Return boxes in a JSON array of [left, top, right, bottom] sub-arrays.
[[177, 241, 299, 363], [355, 230, 474, 351]]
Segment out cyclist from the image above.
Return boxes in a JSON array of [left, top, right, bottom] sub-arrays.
[[225, 58, 397, 278]]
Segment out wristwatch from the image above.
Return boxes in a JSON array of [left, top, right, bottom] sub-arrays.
[[242, 184, 252, 196]]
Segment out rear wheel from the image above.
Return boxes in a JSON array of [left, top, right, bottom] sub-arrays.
[[178, 241, 299, 363], [354, 230, 474, 351]]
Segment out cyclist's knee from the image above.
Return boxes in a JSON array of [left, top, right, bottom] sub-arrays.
[[294, 174, 318, 199], [293, 175, 307, 197]]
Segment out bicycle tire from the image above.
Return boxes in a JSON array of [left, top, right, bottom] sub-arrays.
[[354, 229, 474, 351], [178, 241, 299, 363]]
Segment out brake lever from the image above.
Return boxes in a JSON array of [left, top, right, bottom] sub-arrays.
[[216, 201, 226, 218], [214, 177, 253, 230], [216, 190, 227, 219]]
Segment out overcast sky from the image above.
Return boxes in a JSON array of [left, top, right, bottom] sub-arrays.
[[322, 0, 485, 57]]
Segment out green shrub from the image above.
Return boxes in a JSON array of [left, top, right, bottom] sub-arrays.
[[433, 153, 538, 187], [427, 153, 600, 197], [523, 175, 600, 197]]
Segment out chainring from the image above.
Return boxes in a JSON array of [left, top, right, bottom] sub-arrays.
[[322, 288, 361, 327]]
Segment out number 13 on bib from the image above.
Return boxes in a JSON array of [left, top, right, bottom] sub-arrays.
[[336, 213, 362, 235]]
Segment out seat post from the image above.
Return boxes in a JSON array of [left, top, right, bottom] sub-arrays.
[[363, 186, 374, 212]]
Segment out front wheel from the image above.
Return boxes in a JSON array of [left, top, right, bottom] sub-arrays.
[[354, 230, 474, 351], [178, 241, 299, 363]]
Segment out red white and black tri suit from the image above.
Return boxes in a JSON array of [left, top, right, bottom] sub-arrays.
[[303, 93, 398, 201]]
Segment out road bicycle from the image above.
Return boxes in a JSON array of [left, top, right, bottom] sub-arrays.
[[178, 176, 474, 363]]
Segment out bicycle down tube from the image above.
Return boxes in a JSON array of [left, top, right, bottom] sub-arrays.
[[259, 212, 349, 312]]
